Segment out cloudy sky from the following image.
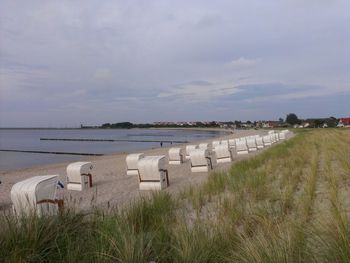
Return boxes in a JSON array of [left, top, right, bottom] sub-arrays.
[[0, 0, 349, 127]]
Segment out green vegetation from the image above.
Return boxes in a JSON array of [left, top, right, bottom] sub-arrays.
[[286, 113, 301, 125], [1, 129, 350, 262]]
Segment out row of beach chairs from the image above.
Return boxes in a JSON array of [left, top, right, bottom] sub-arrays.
[[10, 130, 291, 216]]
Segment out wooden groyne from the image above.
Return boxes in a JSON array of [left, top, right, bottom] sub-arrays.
[[40, 138, 189, 143], [0, 149, 104, 156]]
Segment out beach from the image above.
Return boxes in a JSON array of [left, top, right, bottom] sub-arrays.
[[0, 129, 275, 212]]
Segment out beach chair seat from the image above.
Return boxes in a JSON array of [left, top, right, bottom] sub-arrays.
[[138, 156, 169, 190], [263, 135, 272, 146], [236, 140, 249, 155], [190, 149, 213, 172], [214, 144, 233, 163], [168, 148, 185, 164], [11, 175, 62, 216], [268, 130, 275, 135], [247, 138, 258, 151], [66, 162, 93, 191], [256, 137, 264, 149], [126, 153, 144, 176], [186, 145, 198, 159]]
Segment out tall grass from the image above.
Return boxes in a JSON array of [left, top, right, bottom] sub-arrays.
[[1, 129, 350, 262]]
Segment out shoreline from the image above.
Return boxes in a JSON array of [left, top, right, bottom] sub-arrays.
[[0, 129, 272, 212], [0, 127, 230, 173]]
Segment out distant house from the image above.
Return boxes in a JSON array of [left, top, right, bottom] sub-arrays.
[[338, 118, 350, 127], [301, 122, 310, 128], [241, 122, 254, 128]]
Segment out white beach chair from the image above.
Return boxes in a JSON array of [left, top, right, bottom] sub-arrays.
[[214, 144, 233, 163], [246, 138, 258, 152], [220, 140, 229, 147], [228, 139, 236, 149], [256, 137, 264, 149], [283, 129, 291, 135], [263, 135, 272, 146], [190, 149, 213, 172], [198, 143, 210, 150], [168, 147, 185, 165], [275, 133, 280, 142], [66, 162, 93, 191], [268, 130, 275, 135], [11, 175, 62, 216], [212, 140, 221, 150], [126, 153, 145, 176], [186, 145, 198, 159], [270, 134, 276, 144], [138, 156, 169, 190], [278, 132, 286, 140], [236, 140, 249, 155]]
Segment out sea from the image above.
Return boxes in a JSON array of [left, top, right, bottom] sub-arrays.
[[0, 128, 226, 171]]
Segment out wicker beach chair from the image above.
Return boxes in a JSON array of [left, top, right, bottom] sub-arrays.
[[236, 140, 249, 155], [138, 156, 169, 190], [256, 137, 264, 149], [228, 139, 236, 149], [186, 145, 198, 159], [278, 132, 284, 140], [190, 149, 214, 172], [126, 153, 145, 176], [198, 143, 210, 150], [66, 162, 93, 191], [220, 140, 229, 147], [11, 175, 63, 216], [212, 140, 221, 150], [246, 138, 258, 152], [263, 135, 272, 146], [214, 144, 233, 163], [168, 148, 185, 164]]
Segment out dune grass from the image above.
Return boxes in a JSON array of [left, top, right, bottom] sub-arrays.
[[1, 129, 350, 262]]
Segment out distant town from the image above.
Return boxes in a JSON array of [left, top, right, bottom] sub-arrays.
[[82, 114, 350, 130]]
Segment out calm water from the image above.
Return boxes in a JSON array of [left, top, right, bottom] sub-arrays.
[[0, 129, 225, 171]]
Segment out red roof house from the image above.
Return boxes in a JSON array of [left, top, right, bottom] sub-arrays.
[[339, 118, 350, 126]]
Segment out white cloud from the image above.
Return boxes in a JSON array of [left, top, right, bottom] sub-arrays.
[[158, 81, 241, 102], [244, 85, 349, 103], [227, 57, 259, 69]]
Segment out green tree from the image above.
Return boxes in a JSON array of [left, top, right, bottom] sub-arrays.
[[286, 113, 300, 125], [326, 117, 337, 128]]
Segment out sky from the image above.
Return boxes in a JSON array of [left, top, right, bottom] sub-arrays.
[[0, 0, 349, 127]]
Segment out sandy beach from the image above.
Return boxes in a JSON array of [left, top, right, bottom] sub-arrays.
[[0, 129, 279, 212]]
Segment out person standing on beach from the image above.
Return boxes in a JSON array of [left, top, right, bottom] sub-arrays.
[[160, 141, 163, 147]]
